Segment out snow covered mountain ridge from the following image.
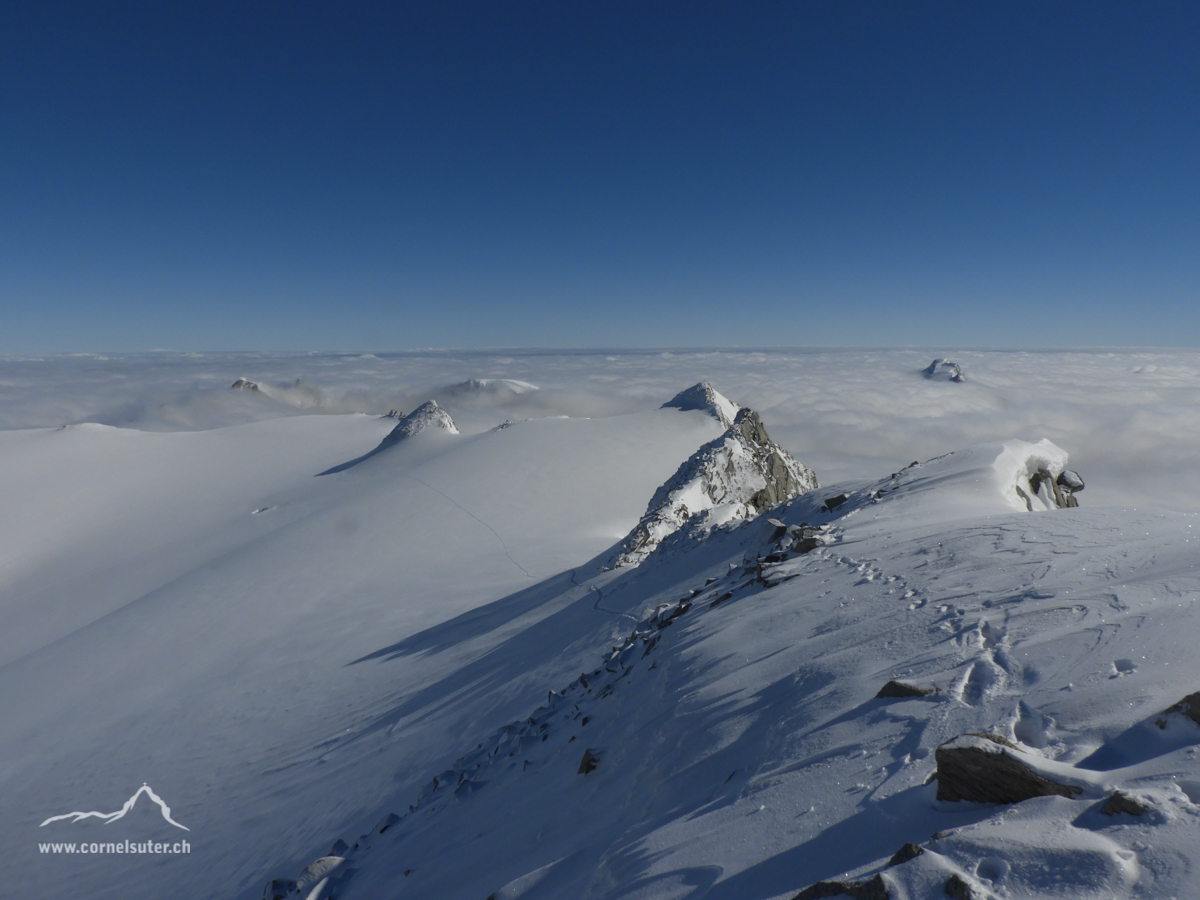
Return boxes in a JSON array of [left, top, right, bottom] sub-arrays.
[[612, 385, 818, 567], [260, 434, 1182, 900]]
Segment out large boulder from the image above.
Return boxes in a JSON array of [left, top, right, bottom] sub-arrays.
[[935, 733, 1082, 803]]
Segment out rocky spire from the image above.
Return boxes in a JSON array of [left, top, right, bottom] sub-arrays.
[[612, 406, 818, 568]]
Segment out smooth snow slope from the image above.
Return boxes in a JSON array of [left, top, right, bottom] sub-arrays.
[[3, 404, 726, 900], [273, 439, 1200, 900]]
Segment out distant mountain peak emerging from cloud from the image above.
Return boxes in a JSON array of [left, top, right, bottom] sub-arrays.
[[614, 387, 818, 567], [379, 400, 459, 448], [660, 381, 742, 428]]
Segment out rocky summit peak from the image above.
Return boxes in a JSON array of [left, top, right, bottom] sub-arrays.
[[923, 359, 966, 383], [380, 400, 459, 448], [612, 406, 818, 567], [661, 382, 741, 429]]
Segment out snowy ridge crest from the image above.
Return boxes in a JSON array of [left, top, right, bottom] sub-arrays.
[[379, 400, 459, 447], [612, 405, 818, 568]]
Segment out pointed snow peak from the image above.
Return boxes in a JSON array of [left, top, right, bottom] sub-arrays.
[[661, 383, 741, 428], [612, 406, 818, 568], [380, 400, 459, 447]]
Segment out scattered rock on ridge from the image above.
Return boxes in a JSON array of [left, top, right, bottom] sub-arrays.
[[1100, 791, 1146, 816], [1028, 468, 1083, 509], [231, 378, 259, 391], [661, 382, 742, 428], [612, 400, 818, 567], [379, 400, 459, 448], [791, 873, 889, 899], [923, 359, 966, 383], [876, 681, 932, 699], [935, 733, 1083, 803]]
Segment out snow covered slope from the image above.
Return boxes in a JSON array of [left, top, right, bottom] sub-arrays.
[[7, 370, 1200, 900], [262, 438, 1200, 900], [2, 397, 728, 900]]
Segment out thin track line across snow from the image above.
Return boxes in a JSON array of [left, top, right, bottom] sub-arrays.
[[402, 474, 535, 579]]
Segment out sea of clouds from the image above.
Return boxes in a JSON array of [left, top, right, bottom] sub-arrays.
[[2, 348, 1198, 510]]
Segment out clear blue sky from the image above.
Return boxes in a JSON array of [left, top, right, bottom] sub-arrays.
[[2, 1, 1198, 350]]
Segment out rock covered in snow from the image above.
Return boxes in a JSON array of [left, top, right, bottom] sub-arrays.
[[923, 359, 966, 382], [379, 400, 459, 448], [612, 400, 818, 567], [294, 855, 345, 895], [231, 378, 260, 391], [661, 381, 742, 428]]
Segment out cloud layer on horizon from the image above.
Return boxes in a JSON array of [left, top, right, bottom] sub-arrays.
[[2, 348, 1198, 510]]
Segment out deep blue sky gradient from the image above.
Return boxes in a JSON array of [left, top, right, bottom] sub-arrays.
[[2, 1, 1198, 350]]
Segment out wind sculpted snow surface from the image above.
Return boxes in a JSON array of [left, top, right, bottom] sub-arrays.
[[3, 375, 1200, 900], [264, 438, 1200, 900]]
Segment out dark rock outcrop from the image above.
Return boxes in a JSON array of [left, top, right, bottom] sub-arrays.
[[791, 873, 888, 900], [944, 874, 974, 899], [876, 681, 932, 699], [231, 378, 260, 391], [1100, 791, 1145, 816], [577, 748, 599, 775], [887, 842, 924, 867], [934, 733, 1082, 803], [1028, 469, 1083, 509], [822, 494, 849, 512]]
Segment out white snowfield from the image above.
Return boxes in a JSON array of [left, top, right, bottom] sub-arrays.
[[0, 369, 1198, 900]]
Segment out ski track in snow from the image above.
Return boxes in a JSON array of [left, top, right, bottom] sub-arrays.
[[403, 473, 535, 579]]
